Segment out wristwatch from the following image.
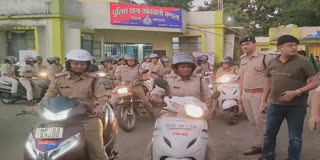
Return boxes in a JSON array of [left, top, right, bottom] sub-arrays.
[[296, 89, 302, 96]]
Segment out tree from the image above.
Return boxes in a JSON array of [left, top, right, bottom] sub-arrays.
[[276, 0, 320, 27], [144, 0, 194, 11], [199, 0, 320, 36], [199, 0, 282, 36]]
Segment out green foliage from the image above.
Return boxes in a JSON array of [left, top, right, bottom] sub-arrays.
[[198, 0, 320, 36], [145, 0, 194, 11]]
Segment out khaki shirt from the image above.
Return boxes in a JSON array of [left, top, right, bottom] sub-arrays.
[[42, 71, 108, 111], [19, 64, 36, 78], [115, 65, 141, 82], [146, 62, 162, 74], [34, 63, 46, 72], [151, 72, 211, 102], [239, 52, 274, 89], [216, 66, 238, 78], [158, 65, 172, 76], [266, 55, 317, 105], [200, 62, 211, 72], [47, 63, 64, 80], [0, 64, 15, 76]]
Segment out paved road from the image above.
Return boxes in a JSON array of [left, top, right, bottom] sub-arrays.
[[1, 101, 320, 160]]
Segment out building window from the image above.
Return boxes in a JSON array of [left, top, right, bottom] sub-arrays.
[[81, 33, 93, 53], [172, 36, 202, 55], [104, 43, 152, 61], [7, 30, 35, 59]]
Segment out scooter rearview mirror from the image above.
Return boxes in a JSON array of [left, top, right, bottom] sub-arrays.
[[211, 91, 221, 100]]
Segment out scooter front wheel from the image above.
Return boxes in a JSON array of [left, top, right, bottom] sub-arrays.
[[116, 105, 136, 132]]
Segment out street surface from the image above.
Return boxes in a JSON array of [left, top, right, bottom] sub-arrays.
[[0, 100, 320, 160]]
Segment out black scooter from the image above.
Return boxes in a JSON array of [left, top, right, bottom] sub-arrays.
[[0, 71, 49, 104]]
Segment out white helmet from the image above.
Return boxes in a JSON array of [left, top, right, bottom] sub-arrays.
[[66, 49, 92, 62]]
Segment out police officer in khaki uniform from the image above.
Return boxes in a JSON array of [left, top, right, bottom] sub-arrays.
[[47, 57, 64, 80], [41, 49, 109, 160], [34, 56, 46, 72], [146, 53, 162, 89], [216, 56, 239, 78], [148, 52, 214, 160], [19, 57, 39, 104], [158, 56, 172, 76], [239, 36, 274, 155], [0, 56, 19, 94], [146, 53, 162, 74], [111, 53, 155, 119]]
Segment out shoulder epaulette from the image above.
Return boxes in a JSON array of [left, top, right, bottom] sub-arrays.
[[240, 54, 247, 59], [54, 72, 68, 78]]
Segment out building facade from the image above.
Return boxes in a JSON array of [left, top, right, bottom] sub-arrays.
[[0, 0, 239, 65]]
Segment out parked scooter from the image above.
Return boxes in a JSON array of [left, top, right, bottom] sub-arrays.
[[216, 74, 240, 125], [18, 96, 118, 160], [150, 78, 220, 160], [0, 71, 49, 104]]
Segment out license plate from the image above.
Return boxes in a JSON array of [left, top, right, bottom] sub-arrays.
[[35, 127, 64, 139], [166, 123, 198, 129]]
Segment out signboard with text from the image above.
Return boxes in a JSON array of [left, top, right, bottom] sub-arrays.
[[110, 3, 182, 28]]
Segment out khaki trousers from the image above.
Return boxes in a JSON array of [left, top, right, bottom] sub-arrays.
[[19, 78, 42, 100], [19, 77, 33, 100], [82, 117, 109, 160], [0, 76, 18, 93], [242, 91, 266, 147]]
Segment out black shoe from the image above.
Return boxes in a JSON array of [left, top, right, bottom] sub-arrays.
[[11, 93, 20, 97], [27, 100, 36, 106]]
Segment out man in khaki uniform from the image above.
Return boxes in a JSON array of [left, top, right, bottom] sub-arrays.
[[19, 57, 41, 103], [34, 56, 46, 72], [0, 56, 19, 94], [41, 49, 109, 160], [148, 53, 214, 160], [111, 53, 155, 119], [239, 36, 274, 155], [47, 57, 64, 80]]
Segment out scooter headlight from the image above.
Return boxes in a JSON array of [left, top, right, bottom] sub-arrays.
[[219, 76, 231, 83], [43, 108, 71, 121], [52, 133, 80, 159], [117, 87, 128, 94], [39, 72, 48, 77], [97, 72, 106, 77], [184, 104, 204, 118]]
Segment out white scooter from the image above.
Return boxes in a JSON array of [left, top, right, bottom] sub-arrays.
[[216, 74, 240, 125], [150, 78, 220, 160]]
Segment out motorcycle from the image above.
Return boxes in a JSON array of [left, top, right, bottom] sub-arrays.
[[0, 71, 49, 104], [151, 78, 220, 160], [113, 79, 150, 132], [216, 74, 240, 125], [19, 96, 118, 160]]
